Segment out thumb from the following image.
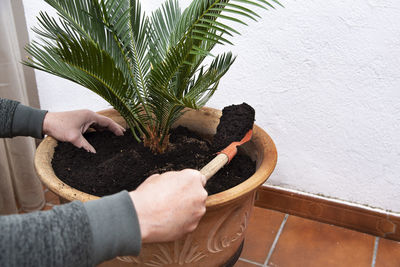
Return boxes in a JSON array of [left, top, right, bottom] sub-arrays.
[[72, 134, 96, 153]]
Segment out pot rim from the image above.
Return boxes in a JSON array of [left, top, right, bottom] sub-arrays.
[[34, 107, 277, 208]]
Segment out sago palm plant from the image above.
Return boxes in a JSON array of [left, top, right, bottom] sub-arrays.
[[25, 0, 280, 153]]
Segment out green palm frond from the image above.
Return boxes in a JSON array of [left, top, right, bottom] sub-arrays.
[[165, 0, 280, 109], [184, 52, 236, 109], [25, 0, 281, 153], [148, 0, 182, 66]]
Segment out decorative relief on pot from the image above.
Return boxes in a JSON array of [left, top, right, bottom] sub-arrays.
[[116, 196, 254, 265], [117, 256, 141, 264], [148, 234, 206, 266], [207, 208, 249, 254], [117, 234, 206, 266]]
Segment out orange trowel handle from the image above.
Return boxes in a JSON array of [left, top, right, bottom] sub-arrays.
[[200, 130, 253, 181]]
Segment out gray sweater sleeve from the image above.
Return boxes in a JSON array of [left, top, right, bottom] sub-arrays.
[[0, 201, 93, 267], [0, 98, 142, 266], [0, 192, 141, 267], [0, 98, 47, 138], [84, 191, 142, 265]]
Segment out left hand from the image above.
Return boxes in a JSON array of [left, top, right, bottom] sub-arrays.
[[42, 109, 125, 153]]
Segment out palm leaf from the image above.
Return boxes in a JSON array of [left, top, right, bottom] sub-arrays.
[[148, 0, 182, 66], [25, 0, 281, 153]]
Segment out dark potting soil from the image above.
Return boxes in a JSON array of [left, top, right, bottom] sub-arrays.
[[52, 103, 257, 197], [212, 103, 255, 151], [52, 127, 256, 197]]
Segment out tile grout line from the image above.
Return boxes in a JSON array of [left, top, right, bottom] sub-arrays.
[[238, 257, 264, 266], [263, 214, 289, 267], [371, 236, 380, 267]]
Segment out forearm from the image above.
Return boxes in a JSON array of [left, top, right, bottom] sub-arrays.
[[84, 191, 141, 265], [0, 98, 47, 138], [1, 98, 142, 265], [0, 191, 141, 267], [0, 201, 93, 267]]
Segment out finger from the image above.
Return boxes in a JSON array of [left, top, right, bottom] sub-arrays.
[[147, 173, 161, 180], [181, 169, 207, 186], [72, 134, 96, 153], [188, 221, 200, 233], [200, 174, 207, 187], [201, 188, 208, 203], [93, 114, 125, 136]]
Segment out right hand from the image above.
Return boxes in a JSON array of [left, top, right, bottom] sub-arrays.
[[129, 169, 208, 243]]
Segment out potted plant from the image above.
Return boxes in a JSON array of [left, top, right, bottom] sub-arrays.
[[29, 0, 279, 266]]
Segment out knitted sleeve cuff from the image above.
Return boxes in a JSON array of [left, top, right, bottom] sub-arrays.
[[12, 103, 47, 138], [83, 191, 142, 265]]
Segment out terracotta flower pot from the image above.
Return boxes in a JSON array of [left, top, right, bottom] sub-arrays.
[[34, 107, 277, 267]]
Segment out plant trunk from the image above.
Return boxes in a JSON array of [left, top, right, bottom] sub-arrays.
[[143, 132, 170, 154]]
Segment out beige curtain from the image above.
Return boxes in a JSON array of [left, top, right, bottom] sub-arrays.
[[0, 0, 45, 214]]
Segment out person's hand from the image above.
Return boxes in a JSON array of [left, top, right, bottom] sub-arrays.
[[42, 109, 125, 153], [129, 169, 208, 243]]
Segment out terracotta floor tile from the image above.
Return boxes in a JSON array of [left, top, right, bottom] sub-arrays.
[[375, 238, 400, 267], [240, 207, 286, 264], [234, 259, 262, 266], [268, 215, 375, 267]]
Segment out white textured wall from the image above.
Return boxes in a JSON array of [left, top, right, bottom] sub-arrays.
[[22, 0, 400, 212]]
